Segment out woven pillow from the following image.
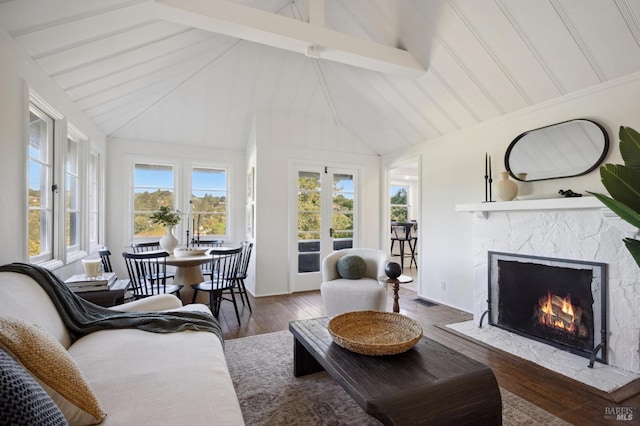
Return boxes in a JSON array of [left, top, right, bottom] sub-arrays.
[[0, 348, 68, 426], [0, 316, 106, 425], [336, 255, 367, 279]]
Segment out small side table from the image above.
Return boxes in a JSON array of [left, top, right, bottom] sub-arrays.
[[379, 274, 414, 313]]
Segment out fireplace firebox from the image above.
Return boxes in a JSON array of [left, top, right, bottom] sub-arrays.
[[484, 252, 607, 366]]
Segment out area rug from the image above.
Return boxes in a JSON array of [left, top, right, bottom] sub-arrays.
[[225, 330, 570, 425]]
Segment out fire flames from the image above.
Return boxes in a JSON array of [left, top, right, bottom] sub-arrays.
[[535, 291, 588, 337]]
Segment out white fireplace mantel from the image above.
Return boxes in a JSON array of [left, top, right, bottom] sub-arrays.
[[455, 196, 602, 218], [455, 196, 638, 237]]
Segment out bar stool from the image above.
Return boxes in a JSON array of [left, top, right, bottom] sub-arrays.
[[390, 222, 418, 270]]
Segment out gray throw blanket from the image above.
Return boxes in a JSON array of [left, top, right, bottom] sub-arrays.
[[0, 263, 224, 345]]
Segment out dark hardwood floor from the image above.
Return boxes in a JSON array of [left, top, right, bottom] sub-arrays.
[[215, 274, 640, 426]]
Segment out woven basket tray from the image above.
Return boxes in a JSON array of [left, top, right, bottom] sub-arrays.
[[327, 311, 423, 356]]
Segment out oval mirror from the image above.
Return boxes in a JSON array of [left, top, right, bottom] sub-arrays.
[[505, 119, 609, 182]]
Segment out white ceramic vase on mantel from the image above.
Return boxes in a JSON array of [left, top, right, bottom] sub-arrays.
[[497, 172, 518, 201], [159, 224, 179, 254]]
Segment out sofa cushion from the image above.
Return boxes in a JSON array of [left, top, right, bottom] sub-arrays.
[[69, 326, 244, 425], [0, 272, 71, 348], [0, 316, 106, 425], [0, 348, 67, 426], [337, 255, 367, 279]]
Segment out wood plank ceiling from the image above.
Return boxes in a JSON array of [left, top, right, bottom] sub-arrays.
[[1, 0, 639, 155]]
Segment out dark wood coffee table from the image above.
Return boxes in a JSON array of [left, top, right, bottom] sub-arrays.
[[289, 317, 502, 425]]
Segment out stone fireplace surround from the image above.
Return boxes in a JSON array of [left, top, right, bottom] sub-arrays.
[[453, 197, 640, 392]]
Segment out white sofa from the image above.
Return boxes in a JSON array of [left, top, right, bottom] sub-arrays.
[[320, 248, 389, 316], [0, 270, 245, 425]]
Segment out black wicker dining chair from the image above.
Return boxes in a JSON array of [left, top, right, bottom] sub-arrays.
[[233, 241, 253, 312], [191, 247, 243, 323], [122, 251, 183, 300]]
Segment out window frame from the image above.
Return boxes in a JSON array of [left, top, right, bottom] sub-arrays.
[[188, 164, 230, 242], [131, 161, 177, 241], [27, 92, 97, 268], [128, 158, 232, 244], [88, 150, 101, 251], [390, 183, 410, 222], [65, 127, 87, 260], [27, 102, 56, 265]]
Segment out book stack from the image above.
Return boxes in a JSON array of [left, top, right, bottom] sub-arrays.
[[64, 272, 117, 293]]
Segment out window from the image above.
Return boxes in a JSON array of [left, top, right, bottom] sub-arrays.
[[133, 163, 175, 238], [88, 152, 100, 247], [65, 133, 82, 254], [27, 94, 99, 266], [390, 185, 409, 222], [190, 167, 227, 239], [130, 163, 229, 242], [28, 104, 54, 262]]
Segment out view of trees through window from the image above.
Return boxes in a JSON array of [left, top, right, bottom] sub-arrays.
[[297, 170, 354, 274], [133, 164, 174, 237], [297, 172, 354, 241], [390, 185, 409, 222], [191, 167, 227, 238], [133, 164, 227, 238], [332, 173, 354, 240]]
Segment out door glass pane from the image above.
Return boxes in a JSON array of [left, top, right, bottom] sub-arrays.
[[332, 173, 353, 250], [298, 171, 321, 273]]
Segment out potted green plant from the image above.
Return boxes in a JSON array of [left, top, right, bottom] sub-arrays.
[[589, 126, 640, 267], [150, 206, 183, 253]]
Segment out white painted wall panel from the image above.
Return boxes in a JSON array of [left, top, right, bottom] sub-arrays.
[[415, 1, 529, 113], [75, 53, 218, 110], [415, 72, 479, 130], [503, 0, 601, 93], [452, 0, 561, 104], [13, 2, 154, 57], [66, 40, 230, 100], [83, 71, 189, 117], [53, 30, 219, 89], [563, 0, 640, 79], [428, 42, 503, 121], [0, 0, 142, 34], [36, 21, 190, 75]]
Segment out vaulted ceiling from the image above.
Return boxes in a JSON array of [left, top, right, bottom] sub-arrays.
[[1, 0, 639, 155]]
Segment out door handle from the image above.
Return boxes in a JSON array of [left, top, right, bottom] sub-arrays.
[[329, 228, 334, 237]]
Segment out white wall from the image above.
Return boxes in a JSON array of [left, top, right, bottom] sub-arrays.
[[253, 112, 382, 296], [0, 27, 106, 277], [243, 118, 257, 296], [408, 72, 640, 312], [106, 138, 246, 279]]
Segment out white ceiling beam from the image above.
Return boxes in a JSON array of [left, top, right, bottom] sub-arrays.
[[155, 0, 425, 78]]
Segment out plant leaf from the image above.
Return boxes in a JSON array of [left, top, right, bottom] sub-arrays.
[[599, 163, 640, 212], [587, 192, 640, 228], [623, 238, 640, 269], [619, 126, 640, 170]]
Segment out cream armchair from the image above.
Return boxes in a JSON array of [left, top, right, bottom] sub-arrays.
[[320, 248, 389, 316]]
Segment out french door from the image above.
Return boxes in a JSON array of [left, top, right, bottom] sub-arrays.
[[289, 164, 358, 292]]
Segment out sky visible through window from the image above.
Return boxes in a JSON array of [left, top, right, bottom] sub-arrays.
[[134, 167, 226, 194]]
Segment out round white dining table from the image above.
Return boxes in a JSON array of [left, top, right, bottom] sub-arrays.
[[166, 247, 236, 304]]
